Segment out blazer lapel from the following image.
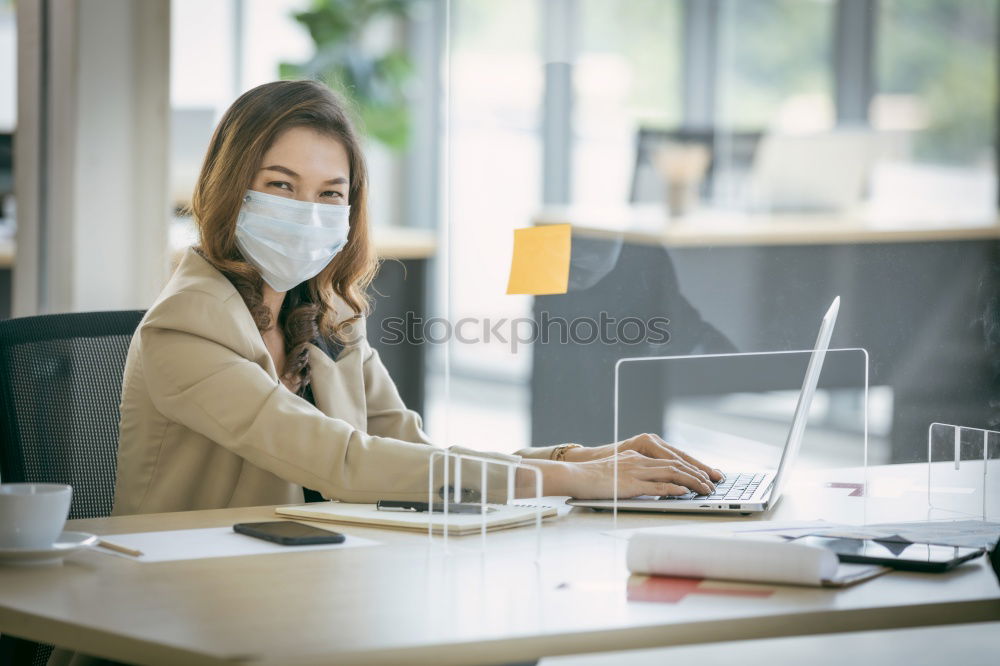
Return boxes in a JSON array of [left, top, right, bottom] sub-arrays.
[[179, 248, 282, 384], [237, 314, 281, 383], [307, 341, 367, 431]]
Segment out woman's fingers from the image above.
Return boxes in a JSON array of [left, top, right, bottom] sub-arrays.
[[641, 482, 691, 497], [573, 454, 714, 499], [668, 459, 712, 487], [649, 434, 724, 482], [607, 440, 715, 490], [635, 436, 713, 486], [633, 459, 713, 494]]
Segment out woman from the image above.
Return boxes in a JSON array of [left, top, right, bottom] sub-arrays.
[[111, 80, 721, 516]]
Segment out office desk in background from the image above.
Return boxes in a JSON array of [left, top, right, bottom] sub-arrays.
[[0, 463, 996, 665], [530, 206, 1000, 464], [0, 226, 436, 415], [342, 226, 436, 416]]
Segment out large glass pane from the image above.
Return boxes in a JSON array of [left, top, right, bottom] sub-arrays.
[[522, 0, 1000, 472], [873, 0, 997, 218], [424, 0, 543, 453], [573, 0, 682, 207]]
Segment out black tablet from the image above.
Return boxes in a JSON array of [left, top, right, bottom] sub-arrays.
[[794, 535, 985, 573]]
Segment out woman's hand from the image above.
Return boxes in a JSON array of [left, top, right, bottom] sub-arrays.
[[560, 449, 716, 499], [562, 433, 723, 483], [516, 433, 723, 499]]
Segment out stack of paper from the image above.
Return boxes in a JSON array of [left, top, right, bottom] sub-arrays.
[[276, 502, 556, 535]]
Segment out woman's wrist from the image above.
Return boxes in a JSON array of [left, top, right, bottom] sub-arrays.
[[516, 459, 577, 497], [559, 444, 598, 463], [550, 443, 584, 462]]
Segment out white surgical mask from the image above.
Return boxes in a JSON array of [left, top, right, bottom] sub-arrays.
[[235, 189, 351, 292]]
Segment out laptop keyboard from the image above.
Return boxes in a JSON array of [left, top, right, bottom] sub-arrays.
[[661, 472, 766, 501]]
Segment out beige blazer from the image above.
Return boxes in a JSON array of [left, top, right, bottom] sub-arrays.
[[112, 248, 560, 516]]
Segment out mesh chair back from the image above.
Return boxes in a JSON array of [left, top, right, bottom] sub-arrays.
[[0, 310, 144, 519]]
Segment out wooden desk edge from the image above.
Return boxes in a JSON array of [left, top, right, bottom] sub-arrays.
[[4, 586, 993, 666], [534, 211, 1000, 248], [0, 606, 234, 666], [250, 597, 1000, 665]]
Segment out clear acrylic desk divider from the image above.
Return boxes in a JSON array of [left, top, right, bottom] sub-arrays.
[[428, 449, 544, 560], [926, 423, 999, 522], [611, 348, 870, 526]]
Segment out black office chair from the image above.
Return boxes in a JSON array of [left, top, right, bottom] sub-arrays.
[[0, 310, 144, 666], [629, 126, 763, 204]]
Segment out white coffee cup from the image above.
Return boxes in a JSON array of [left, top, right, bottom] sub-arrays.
[[0, 483, 73, 549]]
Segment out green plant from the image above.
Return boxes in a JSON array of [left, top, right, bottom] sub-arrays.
[[281, 0, 416, 150]]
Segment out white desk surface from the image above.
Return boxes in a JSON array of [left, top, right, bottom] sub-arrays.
[[0, 463, 997, 665], [534, 204, 1000, 247]]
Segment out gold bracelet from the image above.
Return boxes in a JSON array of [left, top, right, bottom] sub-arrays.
[[551, 443, 583, 461]]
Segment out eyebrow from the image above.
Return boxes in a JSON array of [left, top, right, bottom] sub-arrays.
[[261, 165, 348, 185]]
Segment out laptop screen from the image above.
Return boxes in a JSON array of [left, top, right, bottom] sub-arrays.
[[766, 297, 841, 501]]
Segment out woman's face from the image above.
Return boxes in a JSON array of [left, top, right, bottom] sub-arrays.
[[250, 126, 350, 204]]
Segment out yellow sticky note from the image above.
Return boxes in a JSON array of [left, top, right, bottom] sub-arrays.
[[506, 224, 571, 295]]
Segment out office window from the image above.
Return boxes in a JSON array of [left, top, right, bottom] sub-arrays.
[[241, 0, 314, 92], [871, 0, 998, 217], [170, 0, 312, 212], [573, 0, 682, 206], [716, 0, 835, 132], [0, 0, 13, 132]]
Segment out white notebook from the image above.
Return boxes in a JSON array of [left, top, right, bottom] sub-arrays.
[[627, 532, 889, 588], [275, 501, 556, 536]]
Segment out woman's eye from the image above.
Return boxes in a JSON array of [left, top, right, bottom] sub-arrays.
[[268, 181, 292, 191], [322, 191, 345, 200]]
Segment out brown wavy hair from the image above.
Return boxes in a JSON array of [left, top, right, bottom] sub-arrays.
[[191, 80, 377, 393]]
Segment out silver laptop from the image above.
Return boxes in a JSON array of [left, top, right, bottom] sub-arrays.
[[748, 131, 872, 213], [569, 296, 841, 515]]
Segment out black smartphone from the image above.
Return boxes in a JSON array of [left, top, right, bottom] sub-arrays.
[[233, 521, 346, 546], [795, 535, 985, 573]]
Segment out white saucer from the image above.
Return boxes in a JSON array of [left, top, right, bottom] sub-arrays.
[[0, 531, 98, 566]]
